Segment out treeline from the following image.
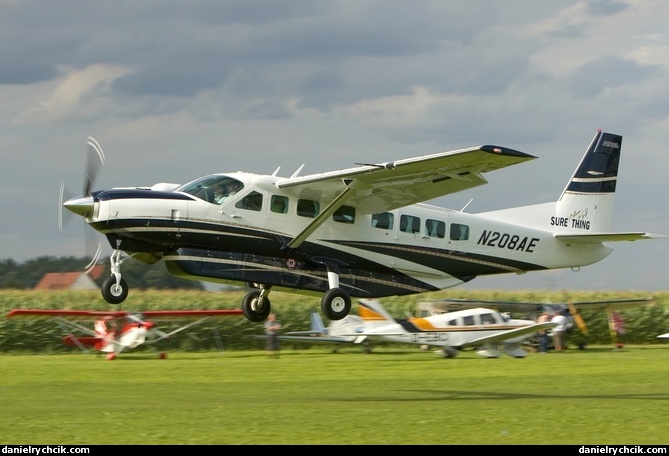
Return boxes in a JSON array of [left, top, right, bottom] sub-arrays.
[[0, 256, 203, 290]]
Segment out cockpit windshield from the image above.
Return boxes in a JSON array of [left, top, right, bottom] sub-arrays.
[[175, 175, 244, 205]]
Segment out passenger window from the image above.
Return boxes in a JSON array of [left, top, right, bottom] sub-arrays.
[[270, 195, 288, 214], [333, 206, 355, 224], [297, 199, 320, 218], [372, 212, 394, 230], [463, 315, 475, 326], [425, 219, 445, 238], [235, 191, 263, 212], [450, 223, 469, 241], [400, 215, 421, 234]]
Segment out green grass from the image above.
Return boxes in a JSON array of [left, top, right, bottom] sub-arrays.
[[1, 345, 668, 445]]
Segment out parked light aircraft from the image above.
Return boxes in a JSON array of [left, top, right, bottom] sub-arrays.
[[5, 309, 243, 360], [414, 297, 656, 349], [61, 130, 664, 323], [249, 311, 371, 353], [344, 299, 556, 358], [253, 299, 556, 358]]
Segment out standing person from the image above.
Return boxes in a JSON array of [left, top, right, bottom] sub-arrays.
[[536, 312, 550, 354], [264, 313, 281, 358], [551, 310, 569, 352]]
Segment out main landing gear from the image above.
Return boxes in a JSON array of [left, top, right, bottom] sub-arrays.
[[241, 266, 352, 322]]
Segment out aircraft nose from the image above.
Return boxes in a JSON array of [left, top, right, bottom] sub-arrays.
[[63, 195, 94, 217]]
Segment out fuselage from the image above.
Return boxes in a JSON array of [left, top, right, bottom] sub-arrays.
[[358, 307, 538, 347], [77, 170, 611, 299]]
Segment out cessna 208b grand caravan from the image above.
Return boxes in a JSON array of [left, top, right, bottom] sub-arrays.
[[62, 130, 663, 323]]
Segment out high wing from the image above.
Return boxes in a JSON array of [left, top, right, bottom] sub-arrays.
[[6, 309, 243, 320], [417, 297, 656, 314], [277, 145, 536, 214], [459, 322, 557, 348]]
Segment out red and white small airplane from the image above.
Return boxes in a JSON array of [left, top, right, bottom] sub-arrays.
[[5, 309, 243, 360]]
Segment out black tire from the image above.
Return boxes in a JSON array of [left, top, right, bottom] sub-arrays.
[[321, 288, 351, 320], [101, 276, 128, 304], [241, 290, 271, 322]]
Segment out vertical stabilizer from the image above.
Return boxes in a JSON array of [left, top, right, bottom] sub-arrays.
[[357, 299, 396, 324], [95, 320, 109, 336], [309, 312, 327, 334], [554, 130, 622, 234]]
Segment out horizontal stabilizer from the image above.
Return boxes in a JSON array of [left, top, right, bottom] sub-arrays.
[[248, 334, 354, 344], [555, 232, 667, 243], [62, 335, 100, 348]]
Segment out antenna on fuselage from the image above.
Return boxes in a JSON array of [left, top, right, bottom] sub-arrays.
[[460, 198, 473, 212], [271, 167, 281, 176], [290, 164, 305, 178]]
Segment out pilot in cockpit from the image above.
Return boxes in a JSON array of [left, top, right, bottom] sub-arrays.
[[214, 181, 243, 204], [213, 183, 227, 204]]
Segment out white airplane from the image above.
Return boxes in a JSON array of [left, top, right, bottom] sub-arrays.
[[253, 299, 556, 358], [340, 299, 557, 358], [415, 297, 656, 349], [249, 311, 372, 353], [659, 333, 669, 339], [61, 130, 664, 323], [5, 309, 243, 360]]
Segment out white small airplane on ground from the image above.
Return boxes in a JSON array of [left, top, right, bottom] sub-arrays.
[[342, 299, 557, 358], [254, 300, 556, 358], [415, 297, 656, 349], [5, 309, 243, 360], [61, 130, 664, 323], [249, 311, 372, 353]]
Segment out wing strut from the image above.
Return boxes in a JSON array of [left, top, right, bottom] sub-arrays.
[[285, 179, 363, 249]]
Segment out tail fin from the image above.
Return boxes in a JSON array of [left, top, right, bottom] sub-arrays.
[[357, 299, 396, 324], [309, 312, 327, 334], [478, 130, 663, 241], [61, 319, 110, 350], [554, 130, 622, 234], [95, 320, 110, 336]]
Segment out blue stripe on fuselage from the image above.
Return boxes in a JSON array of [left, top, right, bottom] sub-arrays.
[[94, 189, 195, 201]]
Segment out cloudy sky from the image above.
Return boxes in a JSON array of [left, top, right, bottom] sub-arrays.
[[1, 0, 667, 292]]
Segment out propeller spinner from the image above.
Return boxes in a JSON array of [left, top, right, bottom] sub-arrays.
[[59, 136, 107, 275]]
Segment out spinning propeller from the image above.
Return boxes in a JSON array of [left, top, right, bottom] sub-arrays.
[[59, 137, 107, 275]]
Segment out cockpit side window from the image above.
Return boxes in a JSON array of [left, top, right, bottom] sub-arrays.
[[480, 313, 496, 325], [175, 176, 244, 205]]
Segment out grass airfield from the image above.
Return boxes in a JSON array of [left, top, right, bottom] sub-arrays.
[[1, 345, 668, 445]]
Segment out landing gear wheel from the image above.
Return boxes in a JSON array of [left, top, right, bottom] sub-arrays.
[[321, 288, 351, 320], [242, 290, 271, 322], [101, 276, 128, 304]]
